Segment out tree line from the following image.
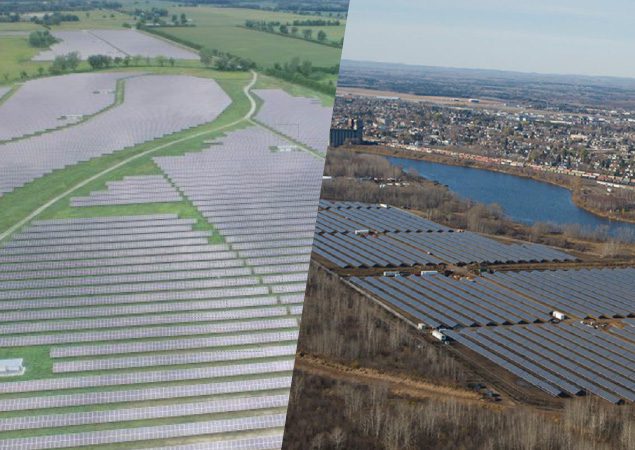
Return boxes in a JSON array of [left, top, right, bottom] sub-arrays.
[[199, 48, 255, 72], [30, 12, 79, 26], [265, 57, 337, 95], [244, 20, 337, 47], [0, 1, 121, 14]]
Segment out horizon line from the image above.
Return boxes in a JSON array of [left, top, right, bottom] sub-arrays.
[[341, 58, 635, 82]]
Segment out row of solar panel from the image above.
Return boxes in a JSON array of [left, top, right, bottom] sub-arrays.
[[0, 394, 289, 432], [448, 322, 635, 403], [316, 203, 449, 233], [0, 413, 287, 450], [50, 330, 300, 358], [352, 268, 634, 329], [316, 229, 573, 268], [0, 376, 292, 412], [53, 344, 298, 373], [0, 306, 297, 335], [0, 317, 301, 348], [0, 360, 295, 395], [350, 274, 550, 328], [488, 269, 635, 319]]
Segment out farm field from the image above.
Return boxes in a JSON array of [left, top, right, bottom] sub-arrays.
[[45, 9, 131, 30], [150, 6, 344, 67]]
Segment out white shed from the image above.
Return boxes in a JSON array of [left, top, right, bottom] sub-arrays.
[[552, 311, 567, 321], [0, 359, 24, 376], [431, 329, 448, 342]]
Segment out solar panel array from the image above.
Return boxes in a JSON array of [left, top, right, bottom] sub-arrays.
[[0, 70, 334, 445], [253, 89, 332, 154], [0, 73, 133, 142], [33, 29, 199, 61], [350, 266, 634, 403], [0, 75, 230, 195], [485, 269, 635, 319], [0, 213, 302, 447], [446, 322, 635, 404], [70, 175, 183, 206], [0, 414, 286, 450], [314, 201, 574, 267], [155, 126, 324, 262], [316, 202, 449, 233], [350, 273, 551, 328]]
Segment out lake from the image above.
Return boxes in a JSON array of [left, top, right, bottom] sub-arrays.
[[389, 156, 635, 238]]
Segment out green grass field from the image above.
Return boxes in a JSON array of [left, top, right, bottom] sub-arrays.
[[0, 9, 131, 84], [150, 6, 344, 68], [0, 36, 49, 82], [0, 22, 41, 32], [51, 9, 132, 30]]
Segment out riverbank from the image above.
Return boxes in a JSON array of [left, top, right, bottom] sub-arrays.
[[344, 144, 635, 225]]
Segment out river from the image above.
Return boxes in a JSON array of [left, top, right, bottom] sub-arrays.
[[389, 156, 635, 239]]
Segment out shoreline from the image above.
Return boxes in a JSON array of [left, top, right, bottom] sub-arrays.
[[345, 144, 635, 226]]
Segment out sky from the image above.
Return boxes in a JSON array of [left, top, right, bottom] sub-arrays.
[[341, 0, 635, 79]]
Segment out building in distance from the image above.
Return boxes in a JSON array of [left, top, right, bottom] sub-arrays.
[[330, 118, 365, 147]]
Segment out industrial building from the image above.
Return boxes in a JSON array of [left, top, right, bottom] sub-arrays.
[[330, 118, 364, 147]]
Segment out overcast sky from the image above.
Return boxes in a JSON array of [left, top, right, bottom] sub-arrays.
[[342, 0, 635, 79]]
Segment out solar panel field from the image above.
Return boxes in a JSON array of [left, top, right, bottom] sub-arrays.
[[313, 201, 574, 268], [310, 200, 635, 405], [0, 74, 231, 195], [0, 213, 302, 446], [32, 29, 200, 61], [0, 72, 131, 142], [0, 65, 331, 447], [253, 89, 333, 154]]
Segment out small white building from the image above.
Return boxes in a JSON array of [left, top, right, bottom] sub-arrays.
[[0, 359, 24, 376], [552, 311, 567, 321], [431, 329, 449, 343]]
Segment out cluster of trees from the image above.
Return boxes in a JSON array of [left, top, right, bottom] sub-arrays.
[[291, 19, 340, 26], [287, 369, 635, 450], [27, 30, 58, 48], [30, 12, 79, 26], [48, 52, 80, 74], [266, 57, 336, 95], [199, 48, 255, 71], [244, 20, 330, 44], [0, 12, 20, 23], [134, 8, 190, 27], [87, 54, 176, 70]]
